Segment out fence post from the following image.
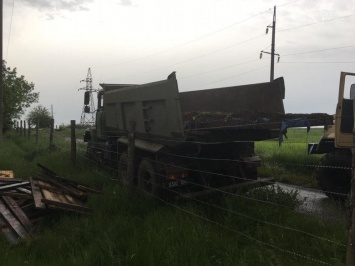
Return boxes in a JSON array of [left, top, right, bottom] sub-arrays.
[[71, 120, 76, 166], [28, 120, 31, 139], [347, 107, 355, 265], [126, 121, 136, 195], [16, 121, 19, 133], [49, 118, 54, 148], [36, 119, 39, 144], [23, 120, 26, 137], [20, 120, 23, 136]]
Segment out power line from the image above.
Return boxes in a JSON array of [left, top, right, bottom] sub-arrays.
[[6, 0, 15, 60], [281, 61, 355, 64], [180, 58, 262, 79], [276, 0, 302, 8], [103, 34, 267, 82], [96, 8, 271, 69], [278, 13, 355, 33], [186, 65, 269, 90], [282, 44, 355, 57]]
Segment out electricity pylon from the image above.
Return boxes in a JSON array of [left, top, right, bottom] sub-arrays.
[[79, 68, 97, 126]]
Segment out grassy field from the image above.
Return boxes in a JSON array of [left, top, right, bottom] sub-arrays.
[[0, 127, 348, 265], [256, 127, 324, 188]]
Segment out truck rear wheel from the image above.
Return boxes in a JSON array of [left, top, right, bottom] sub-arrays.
[[317, 150, 351, 200], [138, 159, 159, 197]]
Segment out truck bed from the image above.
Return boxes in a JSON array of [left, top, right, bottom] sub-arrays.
[[100, 75, 332, 144]]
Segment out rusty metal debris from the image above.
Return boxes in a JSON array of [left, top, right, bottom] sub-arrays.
[[0, 165, 101, 245]]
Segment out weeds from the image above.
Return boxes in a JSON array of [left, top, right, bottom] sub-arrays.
[[0, 128, 347, 265]]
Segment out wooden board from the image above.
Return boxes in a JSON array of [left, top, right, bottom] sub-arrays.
[[29, 178, 46, 210], [1, 196, 34, 235], [0, 171, 14, 179], [0, 192, 32, 199], [0, 199, 31, 241], [36, 176, 87, 201], [0, 182, 30, 192], [0, 216, 19, 245], [37, 181, 92, 214]]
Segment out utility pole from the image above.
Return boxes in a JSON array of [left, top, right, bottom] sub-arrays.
[[270, 5, 276, 82], [260, 6, 280, 82], [0, 0, 3, 145]]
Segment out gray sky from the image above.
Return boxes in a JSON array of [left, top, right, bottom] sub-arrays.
[[3, 0, 355, 125]]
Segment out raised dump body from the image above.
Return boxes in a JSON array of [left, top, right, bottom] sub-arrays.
[[97, 75, 285, 145], [86, 73, 326, 198]]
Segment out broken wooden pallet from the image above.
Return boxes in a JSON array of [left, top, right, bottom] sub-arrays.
[[0, 196, 34, 245], [0, 166, 101, 245]]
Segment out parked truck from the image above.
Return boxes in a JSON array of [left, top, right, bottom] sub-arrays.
[[308, 72, 355, 199], [84, 72, 330, 198]]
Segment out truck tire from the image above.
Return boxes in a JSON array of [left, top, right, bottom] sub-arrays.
[[138, 159, 159, 197], [317, 149, 351, 200]]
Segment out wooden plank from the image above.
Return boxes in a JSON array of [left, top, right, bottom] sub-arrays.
[[35, 176, 87, 201], [0, 171, 14, 179], [1, 196, 34, 235], [29, 178, 46, 209], [37, 164, 99, 193], [0, 191, 32, 199], [0, 182, 30, 192], [0, 178, 23, 183], [35, 182, 73, 195], [42, 198, 93, 214], [0, 216, 19, 245], [37, 181, 62, 203], [15, 187, 32, 195], [77, 185, 102, 194], [36, 181, 92, 213], [0, 199, 31, 240]]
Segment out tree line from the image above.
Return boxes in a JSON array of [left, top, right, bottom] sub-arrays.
[[2, 60, 52, 131]]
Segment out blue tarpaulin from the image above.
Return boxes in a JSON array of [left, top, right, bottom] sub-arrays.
[[279, 118, 310, 146]]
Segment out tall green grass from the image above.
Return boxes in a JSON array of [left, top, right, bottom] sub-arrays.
[[256, 128, 324, 187], [0, 128, 347, 265]]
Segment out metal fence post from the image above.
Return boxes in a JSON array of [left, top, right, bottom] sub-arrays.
[[36, 119, 39, 144], [49, 118, 54, 148], [20, 120, 23, 136], [127, 121, 136, 195], [23, 120, 26, 138], [347, 102, 355, 265], [71, 120, 76, 166], [28, 120, 31, 139]]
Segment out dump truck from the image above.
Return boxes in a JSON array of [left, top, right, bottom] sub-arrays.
[[84, 73, 331, 198], [308, 72, 355, 199]]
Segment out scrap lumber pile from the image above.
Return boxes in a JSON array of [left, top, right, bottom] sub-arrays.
[[0, 166, 100, 245]]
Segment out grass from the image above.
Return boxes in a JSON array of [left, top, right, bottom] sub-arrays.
[[0, 128, 348, 265], [255, 128, 324, 187]]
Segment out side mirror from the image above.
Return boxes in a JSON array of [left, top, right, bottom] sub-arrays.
[[350, 84, 355, 100]]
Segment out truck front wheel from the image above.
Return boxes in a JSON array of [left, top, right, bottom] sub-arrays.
[[317, 149, 351, 200], [138, 159, 159, 197]]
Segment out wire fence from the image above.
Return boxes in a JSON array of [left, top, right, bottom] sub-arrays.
[[10, 120, 350, 264], [72, 125, 349, 265]]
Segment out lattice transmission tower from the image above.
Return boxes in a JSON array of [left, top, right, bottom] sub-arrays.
[[79, 68, 97, 126]]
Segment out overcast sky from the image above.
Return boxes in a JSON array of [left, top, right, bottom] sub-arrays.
[[3, 0, 355, 125]]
